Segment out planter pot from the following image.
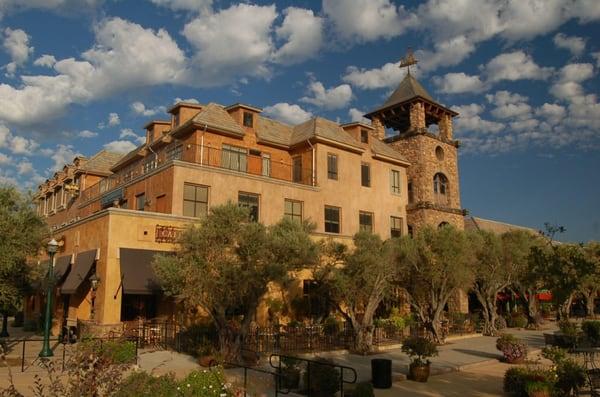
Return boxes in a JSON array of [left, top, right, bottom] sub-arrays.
[[198, 355, 216, 367], [408, 362, 430, 382], [504, 355, 526, 364], [280, 369, 300, 389], [529, 391, 551, 397]]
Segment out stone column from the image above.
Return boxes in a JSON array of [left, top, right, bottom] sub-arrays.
[[409, 102, 426, 130], [439, 114, 453, 140], [371, 115, 386, 140]]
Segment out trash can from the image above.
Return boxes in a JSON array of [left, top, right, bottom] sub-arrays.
[[371, 358, 392, 389]]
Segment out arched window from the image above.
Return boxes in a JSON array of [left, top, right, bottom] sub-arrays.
[[438, 221, 449, 229], [433, 173, 448, 195]]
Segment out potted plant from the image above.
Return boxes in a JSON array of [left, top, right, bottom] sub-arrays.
[[525, 381, 552, 397], [401, 336, 438, 382], [279, 356, 302, 389], [496, 334, 527, 363]]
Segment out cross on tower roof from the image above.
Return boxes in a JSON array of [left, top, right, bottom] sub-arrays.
[[399, 48, 418, 75]]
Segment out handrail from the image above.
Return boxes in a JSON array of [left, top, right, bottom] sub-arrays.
[[269, 353, 357, 396], [209, 359, 290, 396]]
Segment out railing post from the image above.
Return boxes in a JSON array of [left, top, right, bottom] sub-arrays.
[[21, 340, 25, 372], [62, 342, 66, 371], [307, 361, 311, 397]]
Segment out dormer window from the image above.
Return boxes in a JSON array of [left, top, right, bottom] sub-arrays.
[[243, 112, 253, 128], [360, 129, 369, 143]]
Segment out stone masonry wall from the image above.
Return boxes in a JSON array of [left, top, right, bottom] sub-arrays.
[[409, 102, 426, 129]]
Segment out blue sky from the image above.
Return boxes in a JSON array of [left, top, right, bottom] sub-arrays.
[[0, 0, 599, 242]]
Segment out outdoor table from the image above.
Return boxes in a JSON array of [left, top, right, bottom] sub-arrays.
[[572, 347, 600, 396]]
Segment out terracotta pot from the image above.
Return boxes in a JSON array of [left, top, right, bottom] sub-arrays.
[[529, 390, 551, 397], [408, 362, 430, 382], [198, 355, 216, 367]]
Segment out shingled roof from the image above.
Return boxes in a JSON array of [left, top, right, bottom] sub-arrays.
[[381, 74, 433, 109], [80, 150, 123, 175], [192, 103, 244, 137], [256, 116, 293, 147], [291, 117, 363, 149], [369, 138, 409, 163], [464, 216, 538, 235]]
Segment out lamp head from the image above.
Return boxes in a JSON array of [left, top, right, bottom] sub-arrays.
[[89, 273, 100, 290], [47, 239, 59, 254]]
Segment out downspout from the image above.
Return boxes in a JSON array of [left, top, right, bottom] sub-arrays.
[[306, 139, 316, 186], [200, 124, 208, 165]]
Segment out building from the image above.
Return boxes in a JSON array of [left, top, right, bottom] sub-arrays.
[[30, 70, 471, 334]]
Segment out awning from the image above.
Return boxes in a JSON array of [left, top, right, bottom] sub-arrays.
[[100, 187, 124, 208], [119, 248, 169, 295], [61, 249, 98, 294], [53, 254, 73, 284]]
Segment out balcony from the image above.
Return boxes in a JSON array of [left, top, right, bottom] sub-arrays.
[[80, 144, 315, 204]]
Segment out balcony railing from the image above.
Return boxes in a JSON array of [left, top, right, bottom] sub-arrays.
[[79, 144, 315, 204]]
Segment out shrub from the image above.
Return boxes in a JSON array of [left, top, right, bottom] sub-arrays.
[[322, 316, 340, 335], [503, 367, 554, 397], [496, 334, 527, 363], [541, 346, 567, 364], [304, 359, 340, 397], [179, 369, 231, 397], [352, 382, 374, 397], [495, 315, 507, 330], [80, 338, 136, 364], [555, 359, 586, 396], [177, 323, 217, 356], [558, 320, 578, 337], [401, 337, 438, 366], [524, 381, 552, 395], [114, 371, 179, 397], [508, 313, 528, 329], [582, 321, 600, 346]]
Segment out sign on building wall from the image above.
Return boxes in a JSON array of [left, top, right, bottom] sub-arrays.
[[155, 225, 184, 243]]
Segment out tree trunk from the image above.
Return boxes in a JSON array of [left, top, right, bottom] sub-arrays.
[[558, 293, 575, 320], [217, 324, 242, 363], [584, 290, 597, 318], [353, 326, 374, 355], [425, 311, 444, 344], [474, 287, 499, 336], [0, 313, 8, 338]]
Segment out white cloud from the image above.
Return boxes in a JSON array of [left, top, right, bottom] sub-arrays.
[[592, 52, 600, 67], [174, 97, 199, 104], [553, 33, 586, 56], [183, 4, 277, 86], [300, 81, 353, 110], [452, 104, 504, 134], [485, 91, 532, 120], [2, 27, 33, 76], [131, 101, 166, 117], [536, 103, 566, 125], [108, 112, 120, 126], [48, 144, 78, 171], [432, 72, 485, 94], [342, 61, 405, 90], [348, 108, 369, 123], [78, 129, 97, 138], [262, 103, 312, 125], [550, 63, 595, 100], [0, 152, 11, 164], [119, 128, 146, 144], [272, 7, 323, 65], [149, 0, 212, 12], [323, 0, 417, 42], [416, 36, 477, 73], [0, 17, 187, 126], [0, 0, 103, 20], [103, 140, 138, 153], [484, 51, 554, 83], [33, 54, 56, 68], [0, 124, 38, 155], [16, 160, 33, 175]]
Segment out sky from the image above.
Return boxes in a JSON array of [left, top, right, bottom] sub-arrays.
[[0, 0, 599, 242]]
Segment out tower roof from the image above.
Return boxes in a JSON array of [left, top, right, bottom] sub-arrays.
[[380, 73, 434, 109]]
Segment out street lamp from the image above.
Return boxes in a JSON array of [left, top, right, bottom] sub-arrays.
[[89, 273, 100, 321], [39, 238, 58, 358]]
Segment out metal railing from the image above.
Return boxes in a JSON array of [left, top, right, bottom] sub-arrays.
[[269, 353, 357, 397], [210, 360, 290, 397], [79, 143, 315, 204]]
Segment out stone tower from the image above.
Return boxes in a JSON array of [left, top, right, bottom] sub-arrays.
[[365, 72, 465, 233]]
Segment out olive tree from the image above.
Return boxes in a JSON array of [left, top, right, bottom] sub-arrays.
[[393, 226, 474, 343], [315, 232, 396, 354], [153, 203, 319, 361], [579, 242, 600, 317], [0, 185, 47, 337]]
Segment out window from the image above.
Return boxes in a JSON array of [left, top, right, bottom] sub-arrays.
[[243, 112, 253, 127], [360, 129, 369, 143], [222, 144, 248, 172], [408, 181, 414, 203], [433, 173, 448, 195], [183, 184, 208, 217], [284, 199, 302, 223], [390, 216, 403, 238], [390, 170, 401, 194], [262, 154, 271, 177], [324, 206, 341, 234], [166, 144, 183, 161], [303, 279, 326, 317], [121, 199, 128, 209], [136, 193, 146, 211], [327, 153, 338, 180], [238, 192, 259, 222], [361, 163, 371, 187], [292, 156, 303, 183], [359, 211, 373, 232], [408, 225, 413, 237]]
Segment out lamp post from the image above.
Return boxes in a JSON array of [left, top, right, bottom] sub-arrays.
[[89, 273, 100, 321], [39, 238, 58, 358]]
